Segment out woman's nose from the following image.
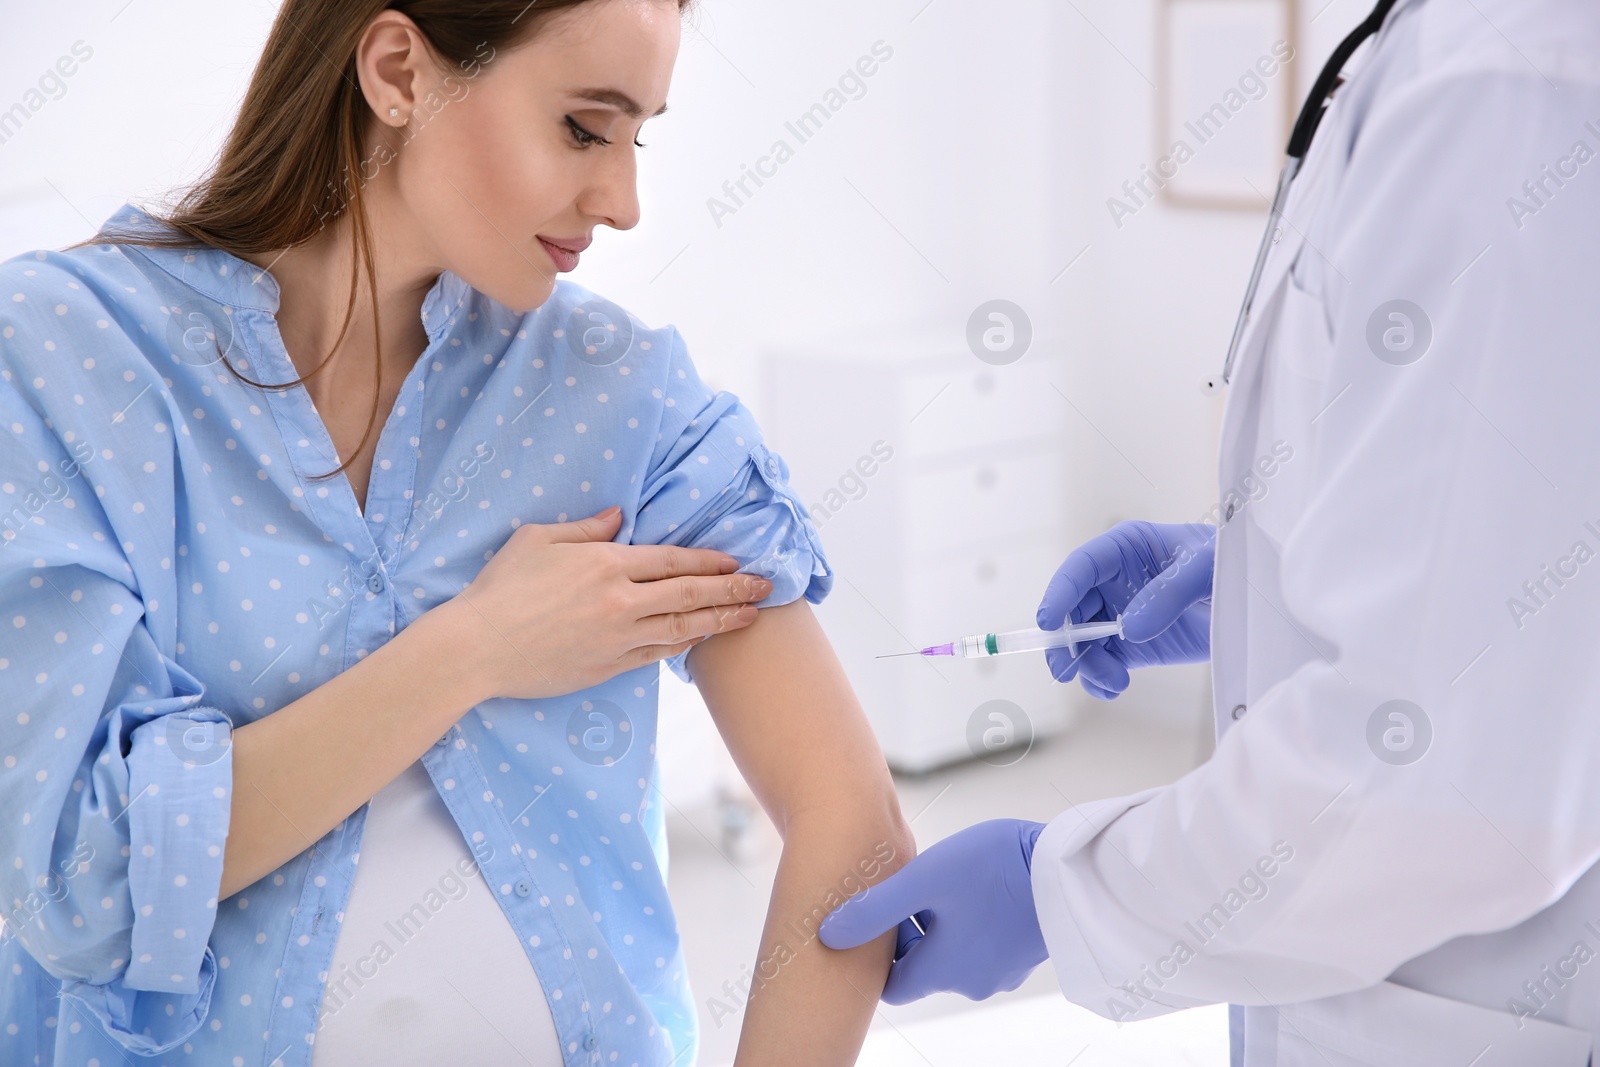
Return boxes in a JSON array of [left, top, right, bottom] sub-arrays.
[[583, 152, 642, 233]]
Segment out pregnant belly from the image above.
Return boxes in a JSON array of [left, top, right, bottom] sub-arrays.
[[309, 760, 562, 1066]]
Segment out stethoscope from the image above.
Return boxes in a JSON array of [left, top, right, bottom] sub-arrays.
[[1202, 0, 1400, 394]]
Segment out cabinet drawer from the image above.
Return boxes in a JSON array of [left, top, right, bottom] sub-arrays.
[[902, 533, 1067, 640], [814, 532, 1077, 774], [888, 650, 1075, 774], [902, 447, 1068, 560], [899, 360, 1065, 458]]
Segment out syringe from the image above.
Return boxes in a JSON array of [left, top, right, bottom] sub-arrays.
[[877, 615, 1125, 660]]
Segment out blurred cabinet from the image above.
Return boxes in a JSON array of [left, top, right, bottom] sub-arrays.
[[761, 335, 1077, 773]]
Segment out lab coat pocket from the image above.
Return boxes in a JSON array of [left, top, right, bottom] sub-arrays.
[[1273, 261, 1336, 404], [1249, 271, 1334, 549], [1272, 979, 1593, 1067]]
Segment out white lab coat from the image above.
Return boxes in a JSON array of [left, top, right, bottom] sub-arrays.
[[1030, 1, 1600, 1063]]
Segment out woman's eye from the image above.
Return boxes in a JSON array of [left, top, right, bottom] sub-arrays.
[[565, 115, 609, 148]]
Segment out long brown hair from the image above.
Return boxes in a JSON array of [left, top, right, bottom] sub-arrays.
[[65, 0, 693, 481]]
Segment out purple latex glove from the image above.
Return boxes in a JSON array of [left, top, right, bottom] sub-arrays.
[[817, 819, 1049, 1005], [1036, 520, 1216, 700]]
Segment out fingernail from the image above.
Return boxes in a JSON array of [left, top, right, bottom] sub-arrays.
[[750, 578, 773, 596], [598, 505, 621, 518], [719, 557, 740, 573]]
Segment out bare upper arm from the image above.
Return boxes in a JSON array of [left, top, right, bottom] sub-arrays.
[[685, 600, 907, 840]]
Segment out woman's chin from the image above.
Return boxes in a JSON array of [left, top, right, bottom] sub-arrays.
[[473, 273, 557, 316], [511, 276, 559, 315]]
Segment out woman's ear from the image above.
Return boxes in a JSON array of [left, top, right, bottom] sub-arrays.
[[354, 9, 434, 128]]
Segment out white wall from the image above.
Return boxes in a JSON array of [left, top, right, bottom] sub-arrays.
[[0, 1, 278, 248], [0, 0, 1364, 521], [1, 0, 1371, 755]]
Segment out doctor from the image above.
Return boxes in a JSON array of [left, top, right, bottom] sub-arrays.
[[819, 0, 1600, 1062]]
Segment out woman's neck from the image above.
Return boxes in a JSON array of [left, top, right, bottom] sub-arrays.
[[241, 201, 438, 410]]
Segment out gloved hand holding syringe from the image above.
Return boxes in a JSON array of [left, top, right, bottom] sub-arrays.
[[877, 615, 1125, 660]]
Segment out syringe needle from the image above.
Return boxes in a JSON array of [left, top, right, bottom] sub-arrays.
[[875, 650, 926, 659]]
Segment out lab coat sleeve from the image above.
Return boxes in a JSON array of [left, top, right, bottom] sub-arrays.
[[631, 326, 834, 684], [1029, 69, 1600, 1018], [0, 276, 232, 1054]]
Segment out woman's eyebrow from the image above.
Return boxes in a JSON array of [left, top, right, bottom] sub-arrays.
[[568, 88, 669, 119]]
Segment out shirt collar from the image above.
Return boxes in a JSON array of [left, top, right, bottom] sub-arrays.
[[99, 201, 472, 342]]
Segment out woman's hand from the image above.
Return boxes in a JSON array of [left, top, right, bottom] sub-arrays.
[[431, 505, 771, 701]]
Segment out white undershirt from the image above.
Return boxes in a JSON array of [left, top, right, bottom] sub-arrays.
[[309, 760, 562, 1066]]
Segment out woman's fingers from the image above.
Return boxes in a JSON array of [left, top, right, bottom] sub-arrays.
[[617, 542, 741, 582], [522, 515, 744, 582], [521, 505, 625, 544], [638, 602, 759, 649], [628, 636, 710, 671], [634, 572, 773, 619]]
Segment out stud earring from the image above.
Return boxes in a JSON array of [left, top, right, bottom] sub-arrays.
[[389, 107, 399, 118]]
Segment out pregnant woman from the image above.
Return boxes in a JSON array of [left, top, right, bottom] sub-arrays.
[[0, 2, 913, 1064]]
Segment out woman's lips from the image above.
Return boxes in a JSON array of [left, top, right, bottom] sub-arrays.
[[537, 236, 589, 272]]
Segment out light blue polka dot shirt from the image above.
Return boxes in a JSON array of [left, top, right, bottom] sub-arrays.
[[0, 202, 832, 1066]]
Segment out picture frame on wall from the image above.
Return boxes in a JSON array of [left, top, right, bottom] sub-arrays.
[[1155, 0, 1299, 211]]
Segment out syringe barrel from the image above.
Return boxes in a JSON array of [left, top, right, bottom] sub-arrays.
[[953, 630, 1071, 657], [953, 634, 993, 658], [954, 619, 1125, 658], [992, 629, 1064, 655]]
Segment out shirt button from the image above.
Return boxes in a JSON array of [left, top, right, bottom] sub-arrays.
[[367, 571, 385, 593], [582, 1033, 598, 1051], [1231, 704, 1247, 720], [1224, 502, 1236, 522], [434, 733, 449, 747], [514, 880, 532, 897], [763, 456, 780, 479]]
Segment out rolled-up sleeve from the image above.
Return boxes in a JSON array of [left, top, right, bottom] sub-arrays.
[[1, 342, 232, 1054], [631, 328, 833, 684]]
